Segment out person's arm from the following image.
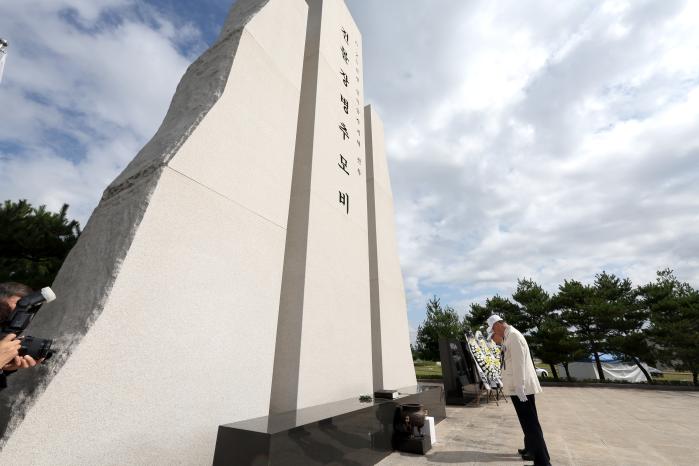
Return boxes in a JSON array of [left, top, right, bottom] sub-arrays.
[[0, 333, 21, 368], [0, 333, 21, 392], [3, 355, 40, 371], [510, 332, 528, 401]]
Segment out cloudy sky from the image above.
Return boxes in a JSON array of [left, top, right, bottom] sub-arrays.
[[1, 0, 698, 334]]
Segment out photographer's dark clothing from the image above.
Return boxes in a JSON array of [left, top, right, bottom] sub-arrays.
[[511, 394, 550, 466], [0, 369, 16, 391]]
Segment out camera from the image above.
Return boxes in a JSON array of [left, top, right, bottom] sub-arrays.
[[1, 287, 56, 360]]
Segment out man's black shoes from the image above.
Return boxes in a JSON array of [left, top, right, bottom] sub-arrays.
[[521, 453, 534, 461], [518, 449, 527, 455]]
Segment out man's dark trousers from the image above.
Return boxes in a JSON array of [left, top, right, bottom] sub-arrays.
[[510, 394, 550, 465]]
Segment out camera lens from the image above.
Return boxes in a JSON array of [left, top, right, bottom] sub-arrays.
[[19, 335, 53, 360]]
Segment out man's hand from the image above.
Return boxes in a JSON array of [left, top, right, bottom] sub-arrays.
[[0, 334, 21, 368], [516, 385, 528, 402], [3, 355, 42, 371]]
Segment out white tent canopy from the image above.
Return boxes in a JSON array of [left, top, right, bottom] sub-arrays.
[[554, 356, 660, 383]]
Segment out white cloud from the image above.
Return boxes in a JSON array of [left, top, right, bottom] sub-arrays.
[[0, 0, 197, 221], [347, 0, 699, 327], [2, 0, 698, 334]]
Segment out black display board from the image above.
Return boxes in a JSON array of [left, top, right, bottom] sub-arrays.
[[438, 338, 480, 405]]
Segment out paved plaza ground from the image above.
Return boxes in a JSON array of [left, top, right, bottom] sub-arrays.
[[379, 386, 699, 466]]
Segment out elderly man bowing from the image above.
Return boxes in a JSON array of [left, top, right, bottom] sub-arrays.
[[487, 315, 551, 466]]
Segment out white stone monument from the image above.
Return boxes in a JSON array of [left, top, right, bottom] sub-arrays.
[[270, 0, 373, 415], [0, 0, 307, 463], [0, 1, 416, 464], [365, 105, 417, 391]]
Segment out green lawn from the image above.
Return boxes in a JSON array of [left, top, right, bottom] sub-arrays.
[[418, 361, 694, 384], [414, 361, 442, 379], [535, 365, 694, 383], [655, 371, 693, 382]]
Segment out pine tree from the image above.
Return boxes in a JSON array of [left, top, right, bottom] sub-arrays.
[[512, 278, 551, 334], [414, 296, 462, 361], [0, 199, 81, 289], [532, 318, 585, 380], [597, 272, 653, 382], [553, 279, 611, 380], [640, 270, 699, 386], [463, 295, 523, 333], [462, 302, 491, 333]]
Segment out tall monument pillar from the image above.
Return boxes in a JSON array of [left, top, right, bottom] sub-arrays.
[[365, 105, 417, 391], [270, 0, 373, 414]]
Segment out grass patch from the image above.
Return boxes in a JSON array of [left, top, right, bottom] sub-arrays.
[[656, 372, 693, 382], [536, 367, 694, 383], [416, 361, 695, 385], [539, 377, 696, 387], [414, 360, 442, 379]]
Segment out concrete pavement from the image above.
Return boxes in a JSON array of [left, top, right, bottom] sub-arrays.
[[378, 386, 699, 465]]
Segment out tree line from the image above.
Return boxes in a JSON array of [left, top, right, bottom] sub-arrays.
[[414, 271, 699, 386], [0, 200, 81, 289], [2, 199, 697, 386]]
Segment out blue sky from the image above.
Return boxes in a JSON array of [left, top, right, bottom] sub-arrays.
[[2, 0, 699, 339]]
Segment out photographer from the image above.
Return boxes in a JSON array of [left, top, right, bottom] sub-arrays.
[[0, 333, 21, 368], [0, 282, 42, 391], [0, 282, 33, 322]]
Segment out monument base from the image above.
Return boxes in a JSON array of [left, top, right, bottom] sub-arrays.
[[393, 434, 432, 455], [213, 384, 445, 465]]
